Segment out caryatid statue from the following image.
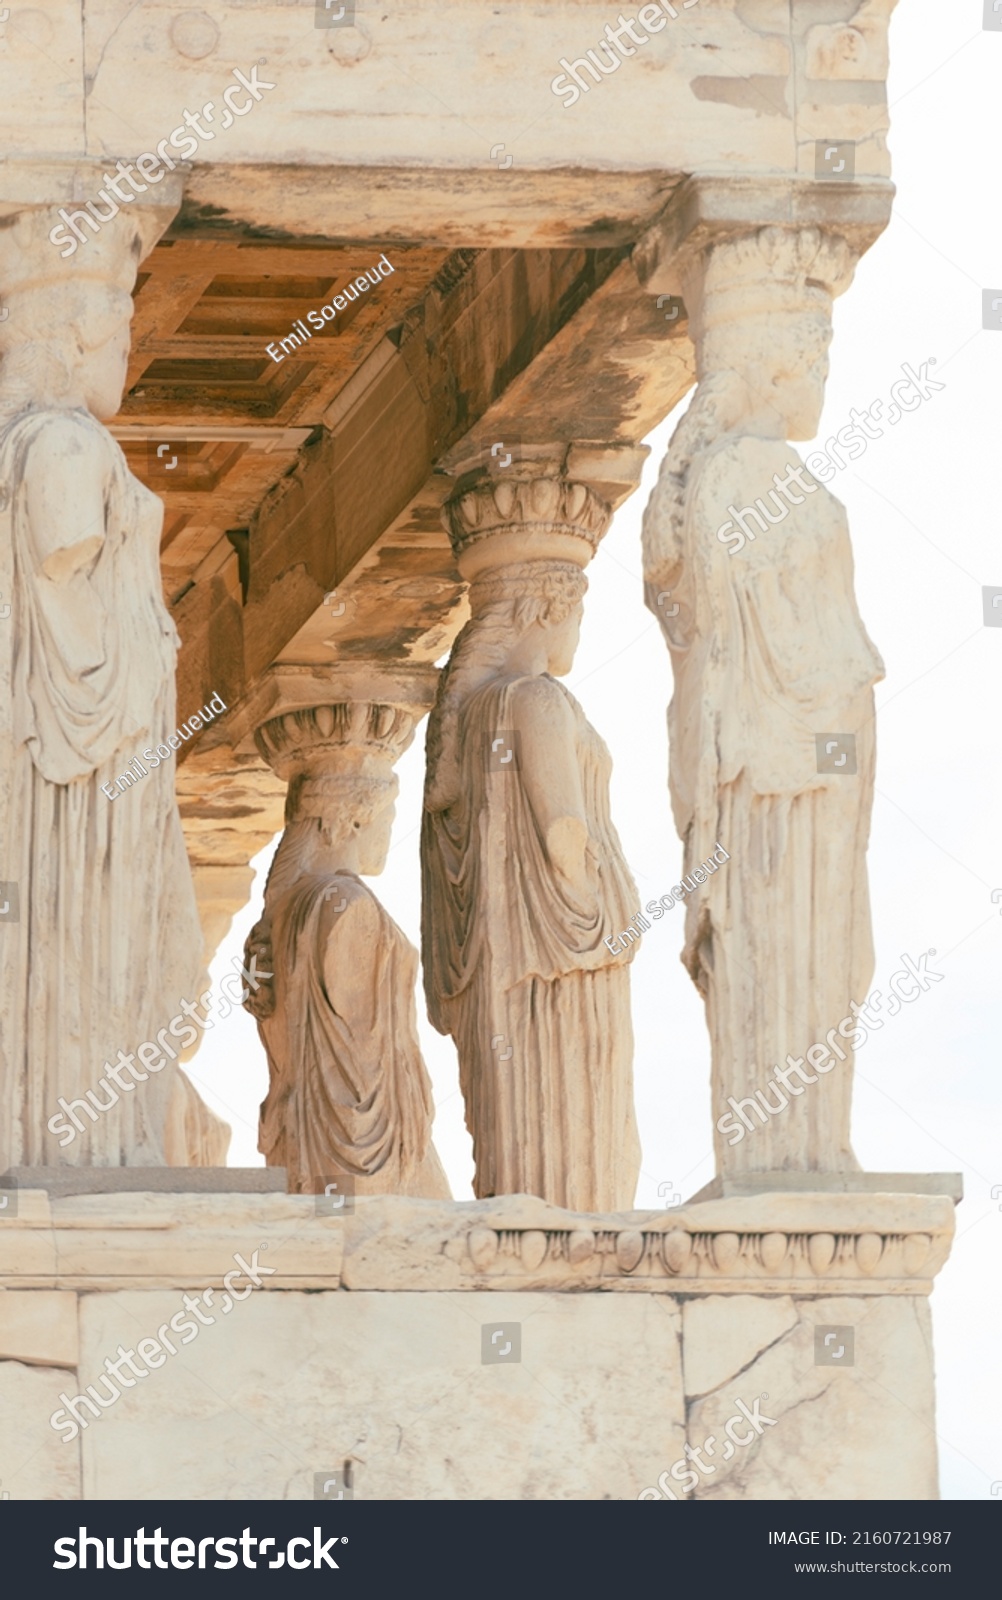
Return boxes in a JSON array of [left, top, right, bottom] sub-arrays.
[[422, 473, 642, 1213], [0, 206, 227, 1167], [244, 682, 450, 1199], [640, 224, 885, 1177]]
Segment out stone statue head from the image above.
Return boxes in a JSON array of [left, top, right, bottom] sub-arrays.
[[424, 561, 588, 812], [542, 594, 584, 676], [262, 774, 400, 896], [690, 226, 854, 441], [323, 774, 397, 876], [256, 701, 416, 882], [0, 205, 148, 420], [731, 307, 834, 440], [0, 278, 133, 420]]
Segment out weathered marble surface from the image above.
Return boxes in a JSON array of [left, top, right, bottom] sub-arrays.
[[78, 1289, 684, 1501], [684, 1295, 938, 1501], [0, 1191, 339, 1291], [1, 1, 899, 236], [0, 1187, 953, 1501], [0, 1360, 81, 1499], [0, 1290, 78, 1368], [0, 1189, 954, 1297]]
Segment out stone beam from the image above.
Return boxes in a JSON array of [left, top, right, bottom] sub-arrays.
[[3, 2, 898, 244], [173, 247, 693, 742]]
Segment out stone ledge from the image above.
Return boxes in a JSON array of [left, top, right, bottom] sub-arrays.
[[689, 1171, 963, 1203], [0, 1189, 954, 1296], [3, 1166, 287, 1198], [0, 1193, 340, 1291]]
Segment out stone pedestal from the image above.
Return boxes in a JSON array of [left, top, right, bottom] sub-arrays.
[[0, 1187, 954, 1500]]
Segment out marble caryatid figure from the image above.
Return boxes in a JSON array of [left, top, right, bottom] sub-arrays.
[[422, 474, 641, 1212], [244, 697, 450, 1198], [641, 225, 885, 1176], [0, 209, 228, 1167]]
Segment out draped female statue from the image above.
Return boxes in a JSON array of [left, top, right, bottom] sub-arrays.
[[641, 226, 884, 1176], [245, 699, 450, 1198], [422, 479, 641, 1212], [0, 216, 227, 1166]]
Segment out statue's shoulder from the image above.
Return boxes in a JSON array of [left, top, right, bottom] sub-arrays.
[[695, 433, 794, 479], [463, 671, 572, 731], [325, 872, 402, 939], [317, 872, 372, 916], [319, 877, 408, 983], [688, 435, 811, 526], [505, 674, 578, 747], [4, 406, 118, 474], [507, 673, 573, 717]]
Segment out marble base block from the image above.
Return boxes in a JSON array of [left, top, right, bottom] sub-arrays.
[[0, 1187, 954, 1500]]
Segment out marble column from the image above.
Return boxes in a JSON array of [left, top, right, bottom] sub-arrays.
[[0, 189, 228, 1168], [422, 457, 642, 1212], [635, 180, 892, 1181], [244, 666, 450, 1199]]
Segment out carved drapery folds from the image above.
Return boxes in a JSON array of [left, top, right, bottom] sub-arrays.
[[0, 201, 228, 1168], [245, 675, 450, 1199], [639, 209, 884, 1179], [422, 465, 642, 1213]]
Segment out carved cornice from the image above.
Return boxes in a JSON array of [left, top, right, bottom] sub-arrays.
[[341, 1191, 956, 1297], [220, 663, 439, 756], [459, 1217, 948, 1295], [255, 701, 417, 780], [633, 175, 895, 301], [443, 475, 611, 575], [0, 1189, 955, 1296]]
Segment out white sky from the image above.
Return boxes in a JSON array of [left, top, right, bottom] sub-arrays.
[[186, 2, 1000, 1502]]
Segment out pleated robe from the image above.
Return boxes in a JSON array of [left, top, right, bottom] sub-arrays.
[[257, 872, 448, 1197], [0, 407, 219, 1166], [422, 673, 641, 1212], [668, 435, 884, 1174]]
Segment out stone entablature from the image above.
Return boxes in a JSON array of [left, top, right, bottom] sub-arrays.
[[0, 1189, 954, 1298]]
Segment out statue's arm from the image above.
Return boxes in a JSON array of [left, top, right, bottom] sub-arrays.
[[321, 892, 384, 1036], [511, 678, 595, 894], [247, 890, 384, 1033], [641, 445, 685, 599], [243, 918, 275, 1019], [23, 417, 111, 582]]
